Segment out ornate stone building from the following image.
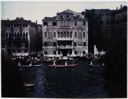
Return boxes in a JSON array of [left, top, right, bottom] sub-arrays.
[[42, 9, 88, 57], [2, 17, 42, 56]]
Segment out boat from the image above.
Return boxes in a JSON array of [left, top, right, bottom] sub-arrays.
[[48, 57, 79, 68], [24, 83, 35, 87], [24, 82, 35, 91], [18, 64, 42, 68], [43, 57, 54, 65], [48, 64, 78, 68], [29, 62, 32, 67]]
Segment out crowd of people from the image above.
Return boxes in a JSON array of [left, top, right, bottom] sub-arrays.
[[10, 51, 106, 67], [76, 52, 105, 66], [11, 52, 44, 66]]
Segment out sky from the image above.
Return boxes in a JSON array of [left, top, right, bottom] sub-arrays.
[[1, 1, 127, 24]]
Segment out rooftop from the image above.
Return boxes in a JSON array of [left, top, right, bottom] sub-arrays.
[[43, 9, 86, 21]]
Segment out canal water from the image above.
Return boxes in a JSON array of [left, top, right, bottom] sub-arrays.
[[19, 62, 110, 98]]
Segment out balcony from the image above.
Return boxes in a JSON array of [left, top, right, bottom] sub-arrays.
[[57, 45, 73, 49], [57, 37, 73, 41]]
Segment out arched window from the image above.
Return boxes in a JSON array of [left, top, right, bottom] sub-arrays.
[[74, 42, 77, 46], [43, 22, 48, 26], [61, 32, 63, 37], [83, 21, 86, 26], [44, 51, 47, 55], [75, 32, 77, 38], [75, 21, 77, 26], [54, 32, 56, 37], [58, 32, 60, 37], [67, 32, 69, 37], [53, 42, 56, 46], [64, 32, 66, 37], [83, 42, 86, 46], [83, 51, 86, 54], [83, 32, 85, 38], [60, 15, 63, 18], [52, 22, 57, 26], [53, 51, 56, 55], [75, 51, 77, 54], [44, 42, 47, 46], [70, 32, 72, 37], [20, 25, 22, 29], [45, 32, 47, 37]]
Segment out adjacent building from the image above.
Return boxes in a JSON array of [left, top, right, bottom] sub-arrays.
[[82, 5, 127, 53], [95, 9, 112, 51], [111, 5, 127, 46], [42, 9, 88, 57], [1, 17, 42, 56]]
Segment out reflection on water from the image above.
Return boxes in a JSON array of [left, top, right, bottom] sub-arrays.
[[19, 62, 110, 98]]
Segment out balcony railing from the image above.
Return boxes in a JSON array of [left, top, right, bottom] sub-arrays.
[[57, 37, 73, 41], [57, 45, 73, 49]]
